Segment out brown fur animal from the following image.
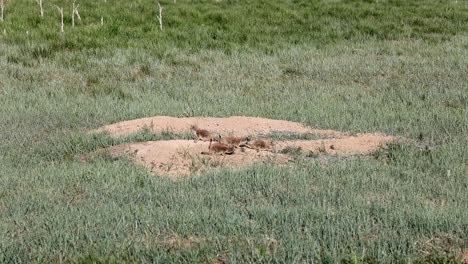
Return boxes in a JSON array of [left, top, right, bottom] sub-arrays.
[[245, 139, 274, 152], [220, 136, 250, 148], [201, 139, 235, 156], [191, 125, 212, 142]]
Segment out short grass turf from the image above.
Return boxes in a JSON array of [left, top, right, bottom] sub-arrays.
[[1, 0, 468, 262]]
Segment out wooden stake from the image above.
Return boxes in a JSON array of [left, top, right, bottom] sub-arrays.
[[54, 5, 64, 33], [156, 2, 163, 31], [72, 2, 81, 29], [0, 0, 4, 22], [35, 0, 44, 17]]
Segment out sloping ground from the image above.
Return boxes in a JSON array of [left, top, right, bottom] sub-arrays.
[[94, 116, 347, 138], [105, 140, 290, 177], [274, 134, 394, 156], [90, 116, 395, 177], [102, 134, 393, 177]]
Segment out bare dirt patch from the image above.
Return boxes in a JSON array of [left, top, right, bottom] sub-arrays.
[[103, 140, 290, 177], [461, 250, 468, 263], [91, 116, 394, 177], [95, 116, 347, 138], [275, 134, 394, 155]]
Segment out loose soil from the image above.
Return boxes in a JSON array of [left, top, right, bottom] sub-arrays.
[[90, 116, 395, 177], [95, 116, 347, 138]]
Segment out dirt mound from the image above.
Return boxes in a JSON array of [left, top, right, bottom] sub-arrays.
[[103, 140, 290, 177], [95, 116, 347, 138], [89, 116, 394, 176], [89, 116, 394, 177], [275, 134, 394, 155], [104, 135, 392, 177]]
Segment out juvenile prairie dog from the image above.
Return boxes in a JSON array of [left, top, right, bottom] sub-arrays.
[[201, 139, 235, 156], [220, 136, 250, 148], [245, 139, 274, 152], [190, 125, 212, 142]]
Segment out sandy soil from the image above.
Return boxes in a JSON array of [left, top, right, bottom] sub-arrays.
[[88, 116, 395, 177], [103, 140, 290, 177], [275, 134, 394, 155], [94, 116, 348, 138], [462, 250, 468, 263]]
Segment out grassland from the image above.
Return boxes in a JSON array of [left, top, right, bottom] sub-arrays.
[[1, 0, 467, 262]]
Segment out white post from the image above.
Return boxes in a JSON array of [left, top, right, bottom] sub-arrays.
[[156, 2, 163, 31], [54, 5, 64, 33], [72, 3, 75, 28], [101, 0, 106, 26], [35, 0, 44, 17], [72, 2, 81, 29], [0, 0, 4, 22]]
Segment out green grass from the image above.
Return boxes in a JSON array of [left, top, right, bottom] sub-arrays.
[[1, 0, 468, 262], [2, 0, 468, 52], [262, 131, 335, 141]]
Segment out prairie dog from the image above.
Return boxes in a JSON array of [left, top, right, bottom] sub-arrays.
[[220, 136, 250, 148], [245, 139, 274, 152], [191, 125, 212, 142], [201, 139, 235, 156]]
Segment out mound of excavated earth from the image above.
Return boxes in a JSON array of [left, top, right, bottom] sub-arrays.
[[89, 116, 395, 177], [102, 140, 290, 177], [94, 116, 347, 138]]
